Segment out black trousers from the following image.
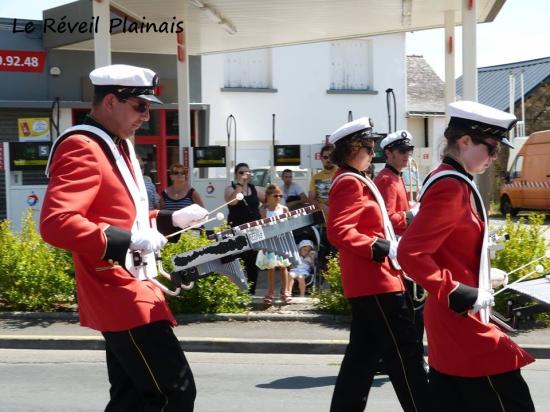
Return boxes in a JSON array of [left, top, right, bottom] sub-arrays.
[[239, 249, 259, 295], [404, 279, 425, 349], [102, 320, 196, 412], [330, 292, 430, 412], [429, 367, 535, 412]]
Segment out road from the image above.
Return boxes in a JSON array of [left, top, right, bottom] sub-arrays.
[[1, 350, 549, 412]]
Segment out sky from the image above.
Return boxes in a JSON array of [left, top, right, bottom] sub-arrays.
[[1, 0, 549, 80]]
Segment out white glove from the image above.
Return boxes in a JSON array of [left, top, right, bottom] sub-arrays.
[[490, 267, 509, 289], [471, 289, 495, 314], [129, 229, 167, 253], [409, 202, 420, 216], [388, 240, 399, 260], [171, 204, 208, 229]]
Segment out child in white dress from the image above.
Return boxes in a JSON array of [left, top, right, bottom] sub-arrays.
[[256, 184, 291, 304]]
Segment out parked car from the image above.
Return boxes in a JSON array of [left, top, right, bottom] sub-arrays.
[[250, 166, 309, 192]]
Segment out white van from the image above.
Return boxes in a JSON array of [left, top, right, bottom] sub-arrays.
[[250, 166, 310, 194]]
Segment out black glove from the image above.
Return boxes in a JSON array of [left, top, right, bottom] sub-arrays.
[[371, 238, 390, 263]]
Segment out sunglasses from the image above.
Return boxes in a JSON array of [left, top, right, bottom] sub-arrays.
[[272, 194, 283, 198], [117, 97, 150, 113], [171, 171, 186, 176], [473, 138, 500, 156], [363, 145, 375, 156]]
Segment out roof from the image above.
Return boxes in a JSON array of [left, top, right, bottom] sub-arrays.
[[43, 0, 506, 55], [406, 55, 445, 115], [456, 56, 550, 111]]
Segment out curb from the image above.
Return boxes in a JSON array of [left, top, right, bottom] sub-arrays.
[[1, 335, 549, 358], [0, 335, 349, 354], [0, 311, 350, 324]]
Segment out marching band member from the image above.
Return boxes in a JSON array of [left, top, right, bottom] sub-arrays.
[[327, 118, 430, 412], [397, 101, 535, 412], [375, 131, 425, 359], [40, 64, 207, 411], [374, 130, 416, 236]]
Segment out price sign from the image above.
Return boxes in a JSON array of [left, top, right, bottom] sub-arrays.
[[0, 50, 47, 73]]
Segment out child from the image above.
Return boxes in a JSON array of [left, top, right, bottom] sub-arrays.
[[289, 239, 316, 298], [256, 184, 292, 304]]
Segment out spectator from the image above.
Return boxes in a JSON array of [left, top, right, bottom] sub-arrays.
[[224, 162, 266, 295], [308, 144, 337, 274], [160, 163, 205, 211], [281, 169, 308, 210], [138, 157, 159, 210], [256, 183, 292, 304], [288, 239, 316, 298]]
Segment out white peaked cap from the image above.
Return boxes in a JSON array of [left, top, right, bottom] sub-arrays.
[[329, 117, 381, 144], [380, 130, 414, 150], [447, 100, 516, 148], [89, 64, 162, 104]]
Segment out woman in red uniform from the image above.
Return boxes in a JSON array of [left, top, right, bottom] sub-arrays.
[[327, 117, 429, 412], [397, 101, 535, 412]]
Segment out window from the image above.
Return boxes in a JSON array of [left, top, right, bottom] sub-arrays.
[[510, 155, 523, 179], [223, 49, 274, 90], [329, 39, 374, 92]]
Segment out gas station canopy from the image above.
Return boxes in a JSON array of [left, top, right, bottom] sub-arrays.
[[53, 0, 506, 54]]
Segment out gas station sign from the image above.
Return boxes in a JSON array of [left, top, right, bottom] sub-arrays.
[[0, 50, 47, 73], [193, 146, 226, 167], [274, 145, 300, 166], [9, 142, 51, 170]]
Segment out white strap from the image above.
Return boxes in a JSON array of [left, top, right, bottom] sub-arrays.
[[419, 170, 490, 323], [47, 125, 156, 280], [331, 172, 401, 270]]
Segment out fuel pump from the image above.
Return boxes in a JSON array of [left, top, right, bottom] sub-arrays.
[[3, 141, 50, 231]]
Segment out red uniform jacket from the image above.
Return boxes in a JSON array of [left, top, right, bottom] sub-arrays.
[[374, 165, 410, 236], [397, 162, 534, 377], [40, 130, 175, 332], [327, 168, 404, 298]]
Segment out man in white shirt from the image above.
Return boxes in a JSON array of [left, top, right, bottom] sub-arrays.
[[281, 168, 308, 210]]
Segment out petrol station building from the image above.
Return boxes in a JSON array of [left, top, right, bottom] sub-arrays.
[[0, 0, 506, 227]]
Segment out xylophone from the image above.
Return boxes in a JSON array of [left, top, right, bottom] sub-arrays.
[[169, 205, 324, 291]]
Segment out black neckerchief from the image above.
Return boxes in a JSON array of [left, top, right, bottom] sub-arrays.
[[341, 163, 368, 178], [83, 114, 122, 144], [442, 156, 473, 180], [384, 164, 402, 176]]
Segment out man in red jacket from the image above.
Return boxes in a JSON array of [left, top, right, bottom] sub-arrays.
[[375, 130, 426, 359], [41, 64, 207, 411], [374, 130, 415, 236]]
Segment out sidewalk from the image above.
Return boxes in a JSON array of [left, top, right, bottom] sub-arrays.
[[1, 273, 549, 357], [1, 299, 550, 358]]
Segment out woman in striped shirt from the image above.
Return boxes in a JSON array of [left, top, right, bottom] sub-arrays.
[[160, 163, 205, 211]]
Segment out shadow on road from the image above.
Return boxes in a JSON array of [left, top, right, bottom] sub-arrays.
[[256, 375, 389, 390], [0, 318, 79, 330]]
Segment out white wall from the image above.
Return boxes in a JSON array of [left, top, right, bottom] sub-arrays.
[[202, 33, 407, 169], [406, 115, 448, 178]]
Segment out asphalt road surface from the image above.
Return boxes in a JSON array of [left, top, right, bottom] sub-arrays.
[[1, 350, 549, 412]]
